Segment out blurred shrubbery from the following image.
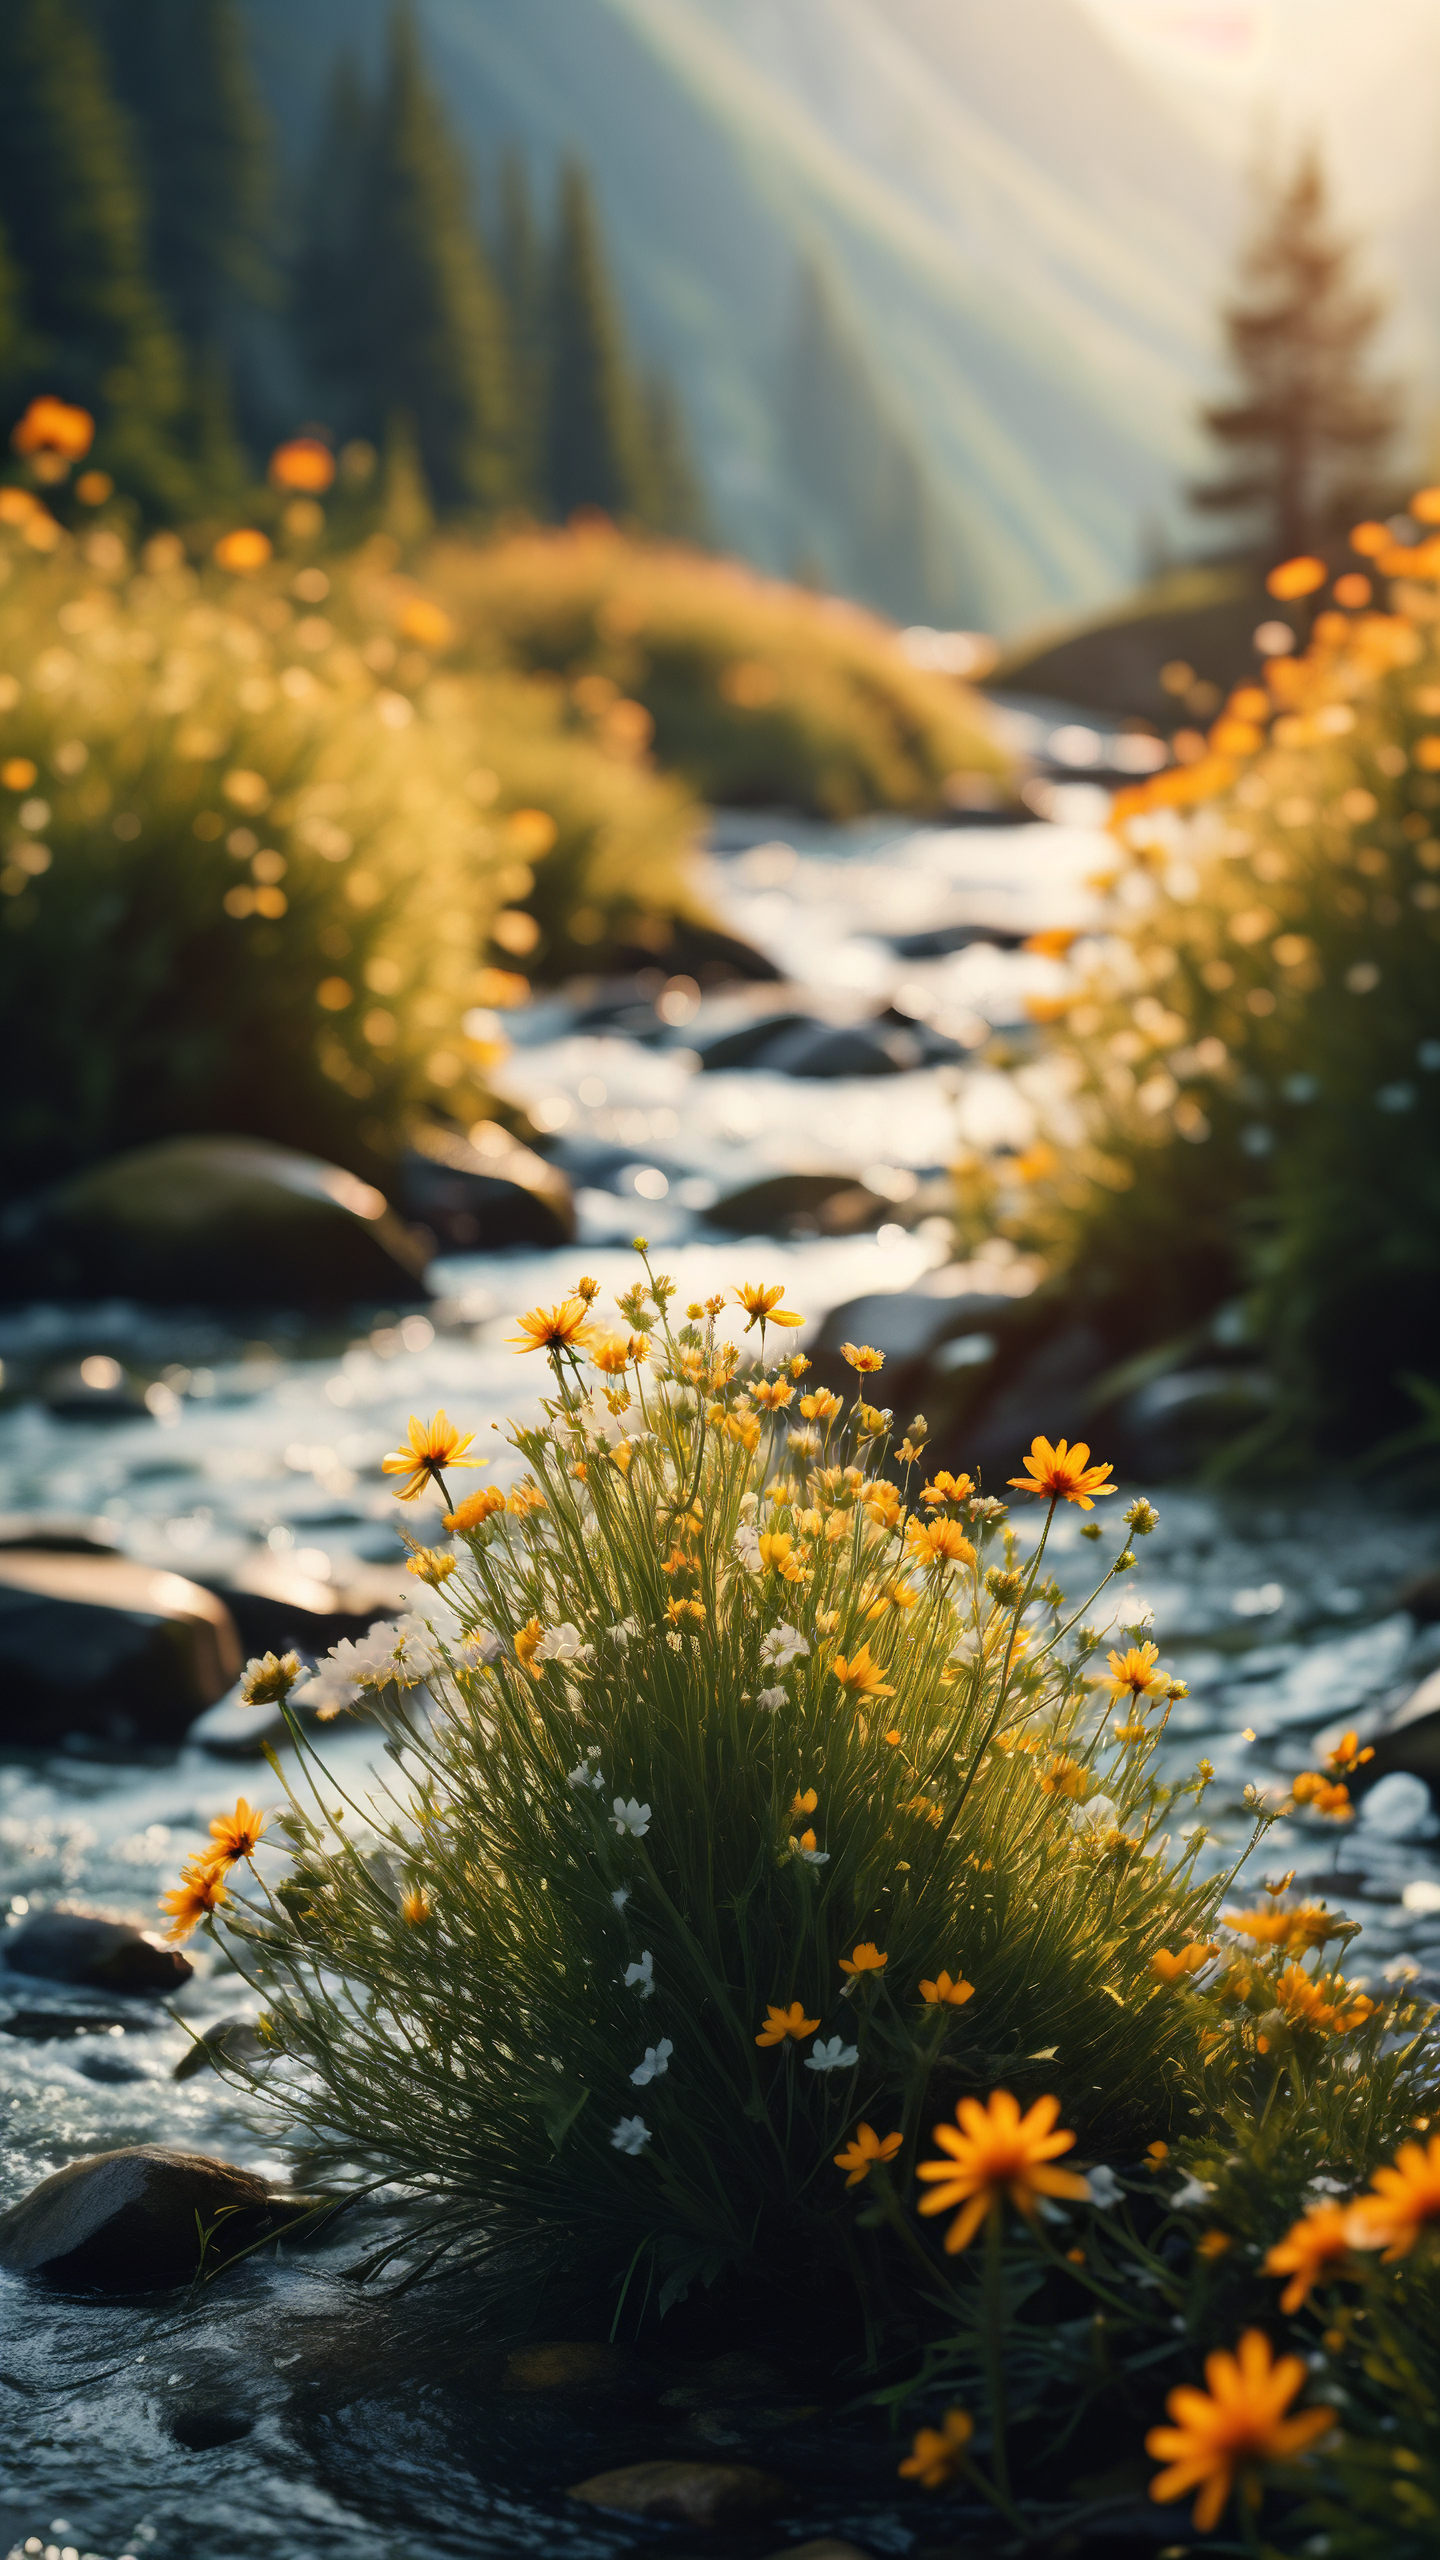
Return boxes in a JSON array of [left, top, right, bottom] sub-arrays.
[[973, 526, 1440, 1456], [425, 521, 1007, 818]]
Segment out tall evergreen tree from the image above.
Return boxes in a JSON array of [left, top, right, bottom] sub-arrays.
[[781, 255, 956, 624], [354, 4, 513, 512], [641, 373, 706, 541], [1192, 147, 1398, 561], [497, 148, 546, 507], [545, 160, 649, 522], [0, 0, 194, 508], [292, 53, 372, 424]]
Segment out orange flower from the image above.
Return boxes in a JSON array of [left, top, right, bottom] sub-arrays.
[[400, 1886, 434, 1926], [898, 2407, 973, 2488], [832, 1642, 894, 1701], [756, 2000, 820, 2047], [1290, 1770, 1353, 1819], [1008, 1436, 1115, 1509], [733, 1281, 805, 1331], [1146, 2329, 1334, 2533], [917, 2088, 1088, 2253], [213, 526, 272, 572], [1105, 1642, 1165, 1697], [1266, 555, 1327, 601], [381, 1409, 480, 1500], [838, 1942, 887, 1978], [513, 1615, 543, 1677], [751, 1376, 794, 1410], [1148, 1943, 1216, 1985], [269, 436, 336, 493], [591, 1330, 645, 1373], [790, 1788, 819, 1817], [159, 1856, 230, 1941], [207, 1798, 267, 1868], [922, 1470, 974, 1506], [1264, 2203, 1353, 2312], [1344, 2134, 1440, 2260], [920, 1969, 975, 2007], [840, 1342, 885, 1373], [758, 1531, 799, 1577], [508, 1298, 594, 1357], [444, 1485, 506, 1534], [834, 2122, 903, 2188], [799, 1388, 843, 1420], [906, 1517, 975, 1570], [1037, 1753, 1088, 1800], [12, 395, 94, 459], [1325, 1729, 1374, 1776]]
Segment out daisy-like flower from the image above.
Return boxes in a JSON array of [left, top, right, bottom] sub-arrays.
[[239, 1650, 300, 1705], [1344, 2133, 1440, 2259], [733, 1281, 805, 1332], [591, 1331, 646, 1374], [535, 1621, 588, 1665], [611, 1797, 651, 1838], [805, 2034, 859, 2073], [922, 1470, 974, 1507], [920, 1969, 975, 2008], [906, 1518, 976, 1571], [1149, 1942, 1216, 1984], [508, 1298, 594, 1357], [1263, 2202, 1353, 2311], [752, 1376, 794, 1410], [899, 2408, 973, 2489], [838, 1941, 887, 1977], [443, 1485, 506, 1534], [629, 2038, 673, 2086], [207, 1797, 267, 1868], [1007, 1435, 1116, 1509], [799, 1388, 843, 1420], [840, 1342, 885, 1373], [405, 1547, 457, 1587], [916, 2088, 1089, 2253], [610, 2115, 652, 2154], [1105, 1642, 1166, 1698], [832, 1642, 895, 1701], [381, 1411, 480, 1501], [834, 2123, 903, 2188], [624, 1950, 655, 1997], [756, 2000, 820, 2047], [159, 1855, 230, 1941], [1146, 2330, 1334, 2533], [760, 1622, 809, 1670]]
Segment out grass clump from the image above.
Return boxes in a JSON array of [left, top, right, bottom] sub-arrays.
[[193, 1257, 1237, 2332], [969, 507, 1440, 1457], [423, 521, 1009, 819]]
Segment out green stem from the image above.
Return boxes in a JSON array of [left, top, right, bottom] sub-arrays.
[[983, 2203, 1011, 2505]]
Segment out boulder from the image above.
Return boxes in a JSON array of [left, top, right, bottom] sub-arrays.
[[0, 2004, 133, 2040], [200, 1555, 410, 1660], [0, 2145, 303, 2289], [1365, 1667, 1440, 1790], [696, 1012, 818, 1072], [808, 1289, 1023, 1409], [0, 1550, 241, 1745], [705, 1172, 888, 1238], [503, 2341, 640, 2393], [397, 1123, 573, 1252], [1106, 1363, 1277, 1479], [569, 2460, 787, 2528], [763, 1020, 922, 1078], [3, 1910, 193, 1993], [173, 2018, 270, 2080], [889, 920, 1021, 958], [0, 1136, 431, 1309]]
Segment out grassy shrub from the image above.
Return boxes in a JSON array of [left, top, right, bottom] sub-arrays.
[[0, 511, 701, 1191], [423, 521, 1008, 818], [198, 1260, 1236, 2329], [969, 524, 1440, 1455]]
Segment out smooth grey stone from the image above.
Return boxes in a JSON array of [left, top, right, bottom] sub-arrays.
[[0, 2145, 294, 2289], [0, 1549, 241, 1744], [3, 1910, 193, 1995]]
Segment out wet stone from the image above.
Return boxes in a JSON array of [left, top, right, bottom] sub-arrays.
[[0, 1550, 242, 1745], [3, 1910, 193, 1994], [0, 2145, 299, 2290], [568, 2458, 788, 2527], [502, 2340, 642, 2393], [173, 2017, 269, 2079]]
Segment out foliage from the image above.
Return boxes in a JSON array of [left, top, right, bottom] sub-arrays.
[[974, 511, 1440, 1455], [426, 521, 1008, 818], [0, 508, 700, 1191]]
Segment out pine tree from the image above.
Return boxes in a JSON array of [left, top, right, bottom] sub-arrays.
[[0, 0, 194, 509], [1193, 146, 1398, 561], [640, 373, 706, 541], [545, 160, 649, 522], [497, 148, 546, 508], [354, 4, 513, 512], [292, 53, 372, 423]]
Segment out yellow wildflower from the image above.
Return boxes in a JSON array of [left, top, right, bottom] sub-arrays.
[[207, 1799, 267, 1869], [832, 1643, 895, 1700], [381, 1410, 480, 1501], [899, 2408, 973, 2488], [513, 1615, 543, 1677], [920, 1969, 975, 2007], [1008, 1435, 1115, 1509], [1146, 2330, 1334, 2533], [834, 2123, 903, 2189], [917, 2088, 1088, 2252], [159, 1856, 230, 1941], [800, 1388, 843, 1420], [444, 1485, 506, 1534], [841, 1342, 885, 1372], [751, 1376, 794, 1410], [406, 1548, 457, 1586], [1264, 2203, 1352, 2312], [756, 2000, 820, 2047], [838, 1942, 887, 1977], [508, 1298, 594, 1356], [1105, 1642, 1165, 1697], [733, 1281, 805, 1331]]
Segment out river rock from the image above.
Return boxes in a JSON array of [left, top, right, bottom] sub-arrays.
[[0, 2145, 297, 2289], [889, 919, 1021, 957], [808, 1288, 1024, 1409], [3, 1910, 193, 1993], [397, 1124, 573, 1252], [705, 1171, 888, 1237], [1364, 1667, 1440, 1790], [763, 1019, 922, 1077], [1357, 1772, 1438, 1839], [503, 2341, 640, 2393], [569, 2460, 787, 2527], [0, 1550, 241, 1745], [0, 1136, 431, 1308], [759, 2545, 873, 2560], [173, 2019, 270, 2080], [696, 1011, 818, 1071]]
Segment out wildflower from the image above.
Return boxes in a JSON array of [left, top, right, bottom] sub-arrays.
[[607, 1617, 640, 1648], [213, 526, 272, 571], [1149, 1943, 1216, 1984], [1087, 2165, 1124, 2208], [13, 394, 95, 458], [1326, 1729, 1374, 1775], [592, 1331, 645, 1374], [800, 1387, 843, 1420], [834, 2123, 903, 2188], [381, 1411, 480, 1501], [1224, 1903, 1331, 1952], [839, 1942, 887, 1977], [791, 1788, 819, 1817], [611, 1798, 652, 1838], [401, 1887, 433, 1926], [1124, 1498, 1160, 1535], [1105, 1642, 1165, 1698], [832, 1642, 895, 1701], [805, 2035, 859, 2073], [406, 1547, 457, 1587], [841, 1342, 885, 1372], [1146, 2330, 1334, 2533], [1038, 1754, 1089, 1801], [920, 1970, 975, 2007], [1345, 2133, 1440, 2259], [757, 2001, 820, 2047], [793, 1831, 829, 1866], [514, 1616, 543, 1677], [760, 1622, 809, 1670], [610, 2115, 651, 2154], [758, 1531, 800, 1577], [624, 1950, 655, 1998], [207, 1799, 267, 1868], [1290, 1771, 1354, 1819], [508, 1298, 594, 1356], [733, 1282, 805, 1332], [1196, 2230, 1233, 2259], [898, 2407, 974, 2489], [862, 1479, 903, 1528], [444, 1485, 506, 1534], [566, 1760, 606, 1793], [758, 1685, 786, 1713], [733, 1523, 762, 1571], [1145, 2141, 1170, 2170], [922, 1470, 974, 1506], [159, 1856, 230, 1940], [240, 1650, 301, 1705], [535, 1622, 587, 1665], [630, 2038, 673, 2086], [1264, 2203, 1353, 2311], [1008, 1436, 1116, 1509], [752, 1376, 794, 1410], [611, 1886, 630, 1912], [294, 1658, 361, 1721], [1113, 1717, 1150, 1743], [906, 1517, 976, 1570], [916, 2088, 1088, 2253], [665, 1597, 706, 1625]]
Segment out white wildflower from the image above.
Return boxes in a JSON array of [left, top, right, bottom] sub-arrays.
[[970, 1496, 1006, 1524], [567, 1761, 607, 1793], [612, 1797, 651, 1838], [535, 1621, 586, 1665], [733, 1524, 762, 1572], [607, 1617, 640, 1649], [1171, 2173, 1213, 2210], [1121, 1601, 1156, 1635], [629, 2038, 673, 2087], [1068, 1794, 1120, 1833], [609, 2115, 651, 2154], [738, 1491, 760, 1522], [756, 1686, 787, 1712], [611, 1885, 631, 1913], [795, 1840, 829, 1866], [623, 1950, 655, 1998], [456, 1630, 503, 1670], [293, 1660, 361, 1722], [804, 2035, 858, 2074], [759, 1621, 809, 1670], [1086, 2166, 1124, 2209]]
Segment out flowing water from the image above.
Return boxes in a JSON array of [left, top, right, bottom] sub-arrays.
[[3, 797, 1439, 2560]]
